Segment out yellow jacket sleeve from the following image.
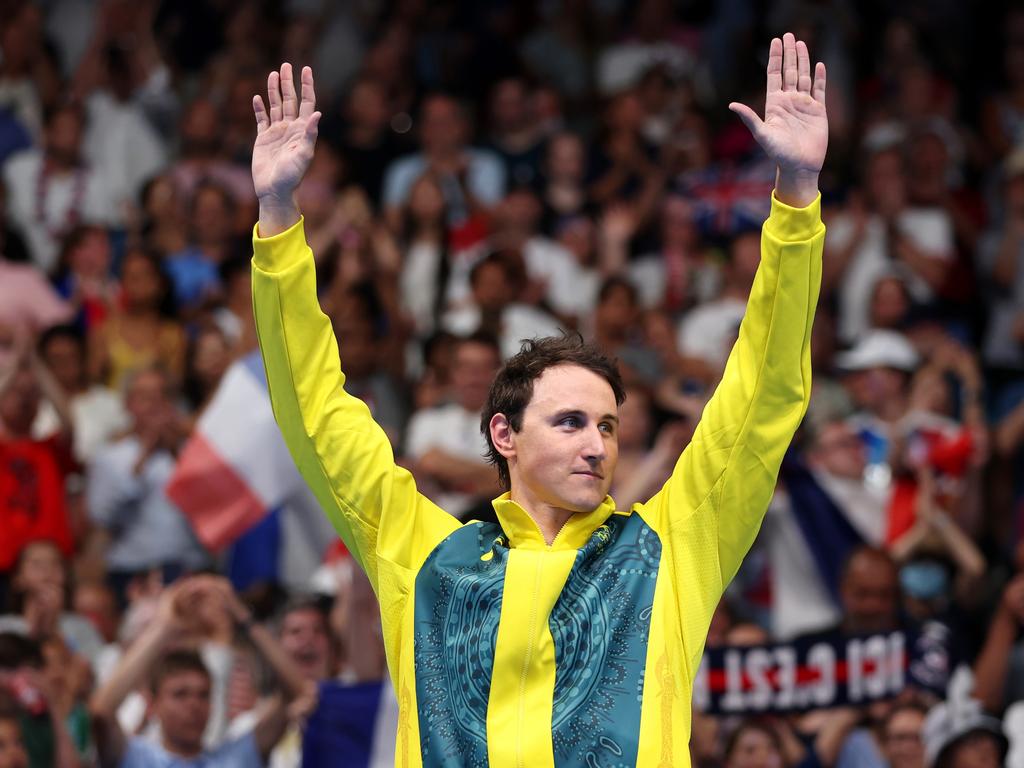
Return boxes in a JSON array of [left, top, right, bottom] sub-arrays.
[[637, 193, 823, 665], [250, 218, 459, 593]]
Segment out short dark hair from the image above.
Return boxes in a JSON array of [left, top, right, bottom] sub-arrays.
[[455, 330, 501, 359], [724, 719, 783, 762], [151, 650, 210, 695], [480, 332, 625, 490], [37, 324, 85, 359]]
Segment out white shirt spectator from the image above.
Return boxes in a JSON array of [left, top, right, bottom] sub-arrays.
[[442, 303, 563, 360], [382, 149, 506, 217], [828, 209, 954, 344], [33, 386, 129, 463], [83, 90, 168, 214], [405, 403, 489, 517], [676, 297, 747, 369], [3, 150, 118, 272], [522, 236, 600, 318], [86, 436, 208, 573]]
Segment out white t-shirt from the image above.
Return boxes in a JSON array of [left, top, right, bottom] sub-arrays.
[[405, 403, 488, 517], [33, 385, 129, 463], [828, 209, 954, 344], [3, 150, 118, 272], [676, 297, 747, 369], [522, 236, 599, 318]]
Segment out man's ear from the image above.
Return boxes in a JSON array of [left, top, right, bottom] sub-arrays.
[[489, 413, 515, 460]]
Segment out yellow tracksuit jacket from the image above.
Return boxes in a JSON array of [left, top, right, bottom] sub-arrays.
[[251, 194, 823, 767]]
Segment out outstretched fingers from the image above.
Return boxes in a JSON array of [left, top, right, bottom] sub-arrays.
[[280, 63, 298, 121], [783, 32, 797, 91], [766, 37, 783, 93], [267, 70, 282, 124], [812, 61, 827, 103], [796, 40, 812, 94], [298, 66, 317, 118], [253, 95, 269, 133]]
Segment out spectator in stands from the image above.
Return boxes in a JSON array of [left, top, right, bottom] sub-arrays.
[[89, 575, 309, 767], [36, 324, 127, 463], [540, 132, 590, 236], [165, 181, 243, 313], [0, 540, 102, 663], [383, 94, 505, 232], [85, 366, 207, 599], [327, 76, 405, 208], [0, 698, 27, 768], [168, 98, 252, 204], [0, 344, 75, 594], [87, 248, 185, 390], [880, 701, 927, 768], [51, 226, 117, 332], [442, 252, 561, 359], [486, 76, 545, 188], [2, 101, 117, 273], [677, 230, 760, 372], [405, 332, 502, 520]]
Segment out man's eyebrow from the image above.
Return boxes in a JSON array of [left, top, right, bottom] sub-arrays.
[[550, 409, 619, 424]]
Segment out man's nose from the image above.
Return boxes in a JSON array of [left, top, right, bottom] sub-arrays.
[[581, 424, 607, 462]]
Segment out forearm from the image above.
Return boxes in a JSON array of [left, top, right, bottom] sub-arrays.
[[50, 707, 83, 768], [245, 622, 307, 701], [973, 608, 1019, 713], [258, 197, 301, 238], [89, 620, 171, 717], [995, 401, 1024, 457]]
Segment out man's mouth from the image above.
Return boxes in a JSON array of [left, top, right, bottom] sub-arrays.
[[573, 470, 603, 479]]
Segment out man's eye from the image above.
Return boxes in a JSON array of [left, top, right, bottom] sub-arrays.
[[599, 422, 614, 434], [560, 416, 580, 428]]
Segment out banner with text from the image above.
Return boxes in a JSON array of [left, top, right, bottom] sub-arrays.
[[694, 624, 951, 715]]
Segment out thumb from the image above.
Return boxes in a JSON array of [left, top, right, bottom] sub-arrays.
[[305, 111, 322, 140], [728, 102, 763, 137]]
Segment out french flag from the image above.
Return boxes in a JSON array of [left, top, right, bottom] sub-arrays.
[[167, 351, 335, 588]]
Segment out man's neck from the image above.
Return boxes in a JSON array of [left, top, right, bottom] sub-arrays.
[[509, 489, 575, 545]]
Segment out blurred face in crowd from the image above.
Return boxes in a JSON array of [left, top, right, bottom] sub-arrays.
[[73, 583, 119, 644], [143, 175, 184, 222], [125, 369, 173, 435], [347, 79, 390, 133], [810, 422, 866, 480], [280, 607, 331, 682], [728, 233, 762, 291], [190, 328, 230, 394], [120, 252, 164, 310], [496, 188, 542, 235], [661, 196, 698, 250], [726, 724, 783, 768], [451, 340, 500, 413], [843, 367, 909, 415], [40, 333, 85, 394], [0, 369, 40, 437], [840, 549, 900, 633], [596, 281, 638, 337], [491, 78, 530, 136], [870, 276, 910, 330], [408, 175, 446, 226], [44, 107, 84, 168], [866, 148, 906, 216], [154, 670, 211, 755], [331, 312, 376, 380], [68, 227, 111, 281], [420, 96, 466, 157], [181, 99, 222, 157], [547, 133, 585, 184], [192, 185, 234, 246], [471, 259, 511, 313], [944, 732, 1003, 768], [883, 706, 925, 768], [502, 364, 619, 515], [14, 541, 64, 596], [0, 718, 27, 768], [616, 387, 652, 453]]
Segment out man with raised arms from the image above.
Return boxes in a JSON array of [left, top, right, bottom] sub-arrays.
[[250, 32, 826, 768]]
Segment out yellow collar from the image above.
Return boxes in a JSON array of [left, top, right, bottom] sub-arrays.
[[490, 493, 618, 551]]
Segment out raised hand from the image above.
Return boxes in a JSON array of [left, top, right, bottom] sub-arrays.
[[252, 63, 321, 235], [729, 33, 827, 206]]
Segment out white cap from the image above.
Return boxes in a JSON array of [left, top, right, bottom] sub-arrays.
[[922, 667, 1009, 767], [835, 330, 920, 372]]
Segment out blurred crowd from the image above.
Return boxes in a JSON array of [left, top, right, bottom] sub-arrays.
[[1, 0, 1024, 766]]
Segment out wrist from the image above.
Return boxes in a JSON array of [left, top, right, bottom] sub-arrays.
[[258, 194, 301, 238], [774, 168, 820, 208]]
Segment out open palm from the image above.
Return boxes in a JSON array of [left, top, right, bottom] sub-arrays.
[[730, 33, 827, 174], [252, 63, 321, 202]]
